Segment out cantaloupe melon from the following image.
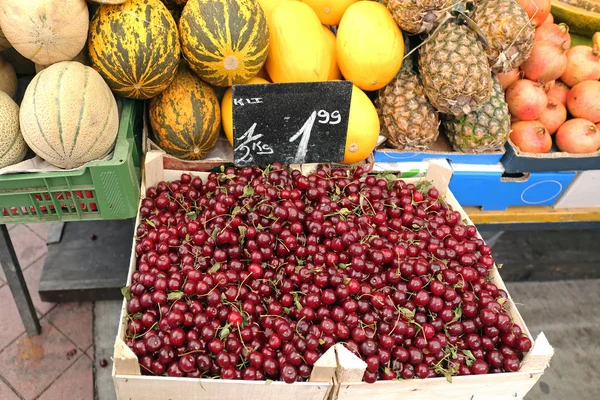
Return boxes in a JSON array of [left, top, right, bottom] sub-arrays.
[[0, 91, 27, 168], [0, 0, 89, 66], [20, 61, 119, 169], [0, 55, 17, 99], [35, 46, 91, 74], [0, 25, 11, 51], [0, 48, 36, 75]]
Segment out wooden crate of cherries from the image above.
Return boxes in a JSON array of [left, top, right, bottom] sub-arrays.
[[116, 160, 552, 399]]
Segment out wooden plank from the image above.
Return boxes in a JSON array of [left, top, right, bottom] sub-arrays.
[[334, 371, 545, 400], [114, 375, 332, 400], [464, 206, 600, 225]]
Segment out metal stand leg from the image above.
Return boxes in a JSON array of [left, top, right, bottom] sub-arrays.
[[0, 225, 41, 336]]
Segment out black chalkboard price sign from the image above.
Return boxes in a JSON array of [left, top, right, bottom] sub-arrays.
[[232, 81, 352, 167]]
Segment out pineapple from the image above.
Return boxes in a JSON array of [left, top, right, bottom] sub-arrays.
[[472, 0, 535, 73], [418, 19, 493, 116], [376, 70, 439, 151], [382, 0, 454, 34], [442, 76, 510, 152]]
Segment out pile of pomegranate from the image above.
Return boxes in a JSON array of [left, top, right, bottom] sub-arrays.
[[499, 20, 600, 154], [125, 164, 532, 383]]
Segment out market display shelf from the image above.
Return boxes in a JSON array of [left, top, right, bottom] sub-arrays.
[[465, 206, 600, 226], [0, 99, 144, 224]]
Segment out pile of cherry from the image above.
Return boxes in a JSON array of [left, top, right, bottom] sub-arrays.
[[125, 164, 532, 383]]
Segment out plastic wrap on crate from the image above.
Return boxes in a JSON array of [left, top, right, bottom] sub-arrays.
[[449, 163, 577, 210]]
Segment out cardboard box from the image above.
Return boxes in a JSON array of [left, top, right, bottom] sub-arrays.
[[554, 170, 600, 208], [113, 155, 553, 400], [374, 135, 504, 165], [449, 163, 577, 210], [501, 138, 600, 173]]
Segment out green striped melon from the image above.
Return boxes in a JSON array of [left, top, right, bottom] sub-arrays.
[[0, 55, 17, 99], [0, 92, 27, 168], [19, 61, 119, 169], [179, 0, 269, 86], [88, 0, 180, 99], [149, 64, 221, 160]]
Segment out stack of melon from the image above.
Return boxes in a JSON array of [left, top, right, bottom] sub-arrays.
[[135, 0, 403, 163], [201, 0, 405, 164], [0, 0, 122, 169], [1, 0, 406, 166]]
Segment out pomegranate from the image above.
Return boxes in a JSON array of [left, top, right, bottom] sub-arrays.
[[515, 0, 551, 27], [543, 80, 555, 92], [546, 80, 569, 105], [510, 121, 552, 153], [505, 79, 548, 120], [567, 81, 600, 123], [534, 23, 570, 50], [520, 40, 567, 83], [537, 97, 567, 134], [541, 12, 553, 26], [496, 69, 521, 90], [556, 119, 600, 153], [561, 46, 600, 87]]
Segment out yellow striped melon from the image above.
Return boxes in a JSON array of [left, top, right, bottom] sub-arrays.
[[0, 55, 17, 99], [88, 0, 181, 99], [0, 0, 89, 65], [149, 65, 222, 160], [266, 1, 329, 83], [0, 92, 27, 168], [179, 0, 270, 86], [221, 76, 270, 146], [20, 61, 119, 169]]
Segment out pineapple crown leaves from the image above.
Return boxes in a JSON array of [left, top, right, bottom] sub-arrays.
[[407, 3, 490, 67]]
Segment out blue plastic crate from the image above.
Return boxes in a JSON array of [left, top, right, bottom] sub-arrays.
[[448, 164, 577, 210]]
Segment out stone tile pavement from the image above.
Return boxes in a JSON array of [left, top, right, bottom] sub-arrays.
[[0, 224, 94, 400]]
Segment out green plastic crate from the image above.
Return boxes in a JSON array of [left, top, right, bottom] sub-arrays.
[[0, 99, 143, 224]]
